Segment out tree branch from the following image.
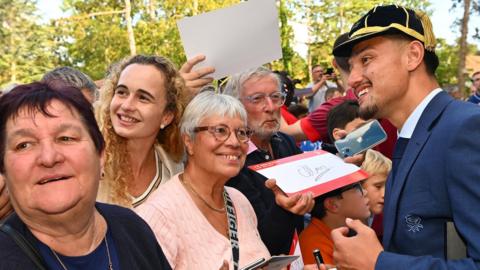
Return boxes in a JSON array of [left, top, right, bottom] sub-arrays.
[[55, 10, 126, 22]]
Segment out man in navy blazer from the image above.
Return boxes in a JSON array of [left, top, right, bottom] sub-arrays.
[[327, 5, 480, 270]]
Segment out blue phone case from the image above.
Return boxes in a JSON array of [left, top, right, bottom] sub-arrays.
[[334, 119, 387, 158]]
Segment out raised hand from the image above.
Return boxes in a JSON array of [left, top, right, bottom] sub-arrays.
[[179, 54, 215, 95], [265, 179, 314, 215]]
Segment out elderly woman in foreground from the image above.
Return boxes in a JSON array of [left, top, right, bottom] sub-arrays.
[[136, 91, 270, 269], [0, 82, 171, 270]]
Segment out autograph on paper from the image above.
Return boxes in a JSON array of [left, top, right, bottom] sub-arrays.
[[297, 165, 332, 182]]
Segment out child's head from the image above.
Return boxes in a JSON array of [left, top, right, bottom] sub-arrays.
[[361, 149, 392, 215], [324, 87, 343, 102], [288, 103, 309, 119], [327, 100, 367, 142], [311, 182, 370, 223]]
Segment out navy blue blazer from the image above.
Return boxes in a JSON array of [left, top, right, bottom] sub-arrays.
[[376, 91, 480, 269]]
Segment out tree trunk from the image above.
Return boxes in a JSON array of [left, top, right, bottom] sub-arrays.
[[56, 10, 125, 22], [457, 0, 470, 94], [148, 0, 156, 19], [125, 0, 136, 56], [306, 0, 312, 82], [193, 0, 198, 15]]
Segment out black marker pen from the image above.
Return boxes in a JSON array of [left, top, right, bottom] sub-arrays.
[[313, 249, 324, 268]]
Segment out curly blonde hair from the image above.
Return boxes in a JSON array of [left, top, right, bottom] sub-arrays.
[[95, 55, 189, 206]]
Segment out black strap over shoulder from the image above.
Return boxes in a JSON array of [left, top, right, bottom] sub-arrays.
[[224, 190, 239, 270], [0, 223, 47, 270]]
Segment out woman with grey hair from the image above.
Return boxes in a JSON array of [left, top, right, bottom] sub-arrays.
[[136, 91, 270, 269]]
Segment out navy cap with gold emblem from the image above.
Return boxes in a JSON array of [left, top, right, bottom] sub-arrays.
[[333, 5, 436, 57]]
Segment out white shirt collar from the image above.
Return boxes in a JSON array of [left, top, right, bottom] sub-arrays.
[[398, 88, 443, 139]]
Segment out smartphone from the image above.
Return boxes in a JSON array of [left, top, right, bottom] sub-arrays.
[[334, 119, 387, 158], [325, 67, 334, 75], [261, 255, 299, 269], [240, 258, 266, 270], [241, 255, 299, 270]]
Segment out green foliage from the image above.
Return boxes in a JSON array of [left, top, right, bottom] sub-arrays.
[[435, 38, 460, 86], [0, 0, 56, 87], [55, 0, 240, 80], [1, 0, 478, 92], [435, 38, 479, 87], [278, 0, 295, 74], [54, 0, 131, 80], [290, 0, 431, 82]]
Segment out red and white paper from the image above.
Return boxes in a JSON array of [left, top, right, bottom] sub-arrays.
[[249, 150, 368, 197]]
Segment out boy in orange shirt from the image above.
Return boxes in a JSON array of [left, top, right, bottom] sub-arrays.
[[299, 182, 371, 265], [300, 100, 371, 265]]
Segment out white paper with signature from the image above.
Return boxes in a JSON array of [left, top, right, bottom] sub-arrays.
[[250, 150, 367, 197]]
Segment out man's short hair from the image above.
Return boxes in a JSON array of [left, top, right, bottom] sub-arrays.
[[387, 34, 439, 75], [223, 67, 281, 98], [326, 100, 361, 142], [42, 66, 98, 99], [472, 71, 480, 78], [312, 64, 322, 71], [332, 33, 351, 72]]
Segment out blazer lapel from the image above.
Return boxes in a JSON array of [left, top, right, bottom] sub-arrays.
[[383, 91, 453, 249]]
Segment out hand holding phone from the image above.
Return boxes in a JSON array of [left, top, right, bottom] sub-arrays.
[[334, 120, 387, 158]]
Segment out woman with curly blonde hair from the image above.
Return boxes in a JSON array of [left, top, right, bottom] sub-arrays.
[[96, 55, 189, 207]]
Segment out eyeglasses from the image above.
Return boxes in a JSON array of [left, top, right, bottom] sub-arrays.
[[339, 182, 364, 196], [242, 92, 286, 107], [193, 124, 253, 143]]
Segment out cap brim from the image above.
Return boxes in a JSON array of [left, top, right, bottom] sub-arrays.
[[332, 28, 399, 57]]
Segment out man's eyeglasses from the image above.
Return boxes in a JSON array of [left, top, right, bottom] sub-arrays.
[[338, 182, 364, 196], [242, 92, 286, 107], [193, 124, 253, 143]]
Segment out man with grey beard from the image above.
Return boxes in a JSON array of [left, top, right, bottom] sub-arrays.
[[224, 67, 315, 256]]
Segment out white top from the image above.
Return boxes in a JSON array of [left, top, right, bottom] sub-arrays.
[[131, 149, 161, 207], [97, 144, 184, 208], [398, 88, 443, 139]]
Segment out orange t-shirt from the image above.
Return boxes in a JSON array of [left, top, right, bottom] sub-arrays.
[[299, 217, 334, 265]]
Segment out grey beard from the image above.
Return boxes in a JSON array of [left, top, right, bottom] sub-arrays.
[[253, 125, 279, 142]]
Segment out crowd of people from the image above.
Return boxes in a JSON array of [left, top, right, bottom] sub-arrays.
[[1, 4, 480, 270]]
